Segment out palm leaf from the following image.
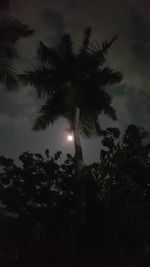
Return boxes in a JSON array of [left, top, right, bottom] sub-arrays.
[[33, 112, 52, 131], [0, 61, 18, 90], [20, 67, 53, 97], [58, 34, 74, 58], [0, 17, 34, 44], [87, 35, 118, 66], [97, 67, 123, 86], [33, 97, 61, 131], [103, 105, 117, 120], [79, 118, 102, 138], [79, 27, 91, 52], [33, 86, 76, 131], [102, 35, 118, 54], [37, 41, 61, 66], [0, 16, 33, 91]]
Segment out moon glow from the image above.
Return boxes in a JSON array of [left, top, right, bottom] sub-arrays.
[[67, 135, 73, 142]]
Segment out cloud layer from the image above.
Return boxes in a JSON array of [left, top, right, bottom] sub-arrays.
[[0, 0, 150, 162]]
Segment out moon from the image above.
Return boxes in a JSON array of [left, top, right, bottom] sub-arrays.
[[67, 135, 74, 142]]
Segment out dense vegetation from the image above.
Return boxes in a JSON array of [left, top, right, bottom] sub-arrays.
[[0, 125, 150, 267]]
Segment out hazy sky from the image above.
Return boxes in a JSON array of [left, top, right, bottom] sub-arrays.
[[0, 0, 150, 163]]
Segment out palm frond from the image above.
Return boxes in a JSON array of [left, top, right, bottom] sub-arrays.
[[87, 35, 118, 67], [20, 67, 52, 97], [102, 35, 118, 54], [37, 41, 61, 66], [79, 117, 102, 138], [33, 97, 61, 131], [0, 61, 18, 90], [33, 112, 51, 131], [80, 85, 117, 121], [97, 67, 123, 86], [58, 34, 74, 59], [92, 88, 117, 120], [33, 86, 76, 131], [0, 17, 34, 43], [80, 27, 92, 52], [103, 105, 117, 120], [94, 119, 104, 136]]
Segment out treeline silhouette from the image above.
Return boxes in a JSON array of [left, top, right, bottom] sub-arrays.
[[0, 125, 150, 267]]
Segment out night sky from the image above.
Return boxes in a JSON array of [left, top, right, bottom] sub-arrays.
[[0, 0, 150, 163]]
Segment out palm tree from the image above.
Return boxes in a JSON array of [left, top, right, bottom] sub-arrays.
[[21, 28, 122, 178], [0, 16, 34, 90]]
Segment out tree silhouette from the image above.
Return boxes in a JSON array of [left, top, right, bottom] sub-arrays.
[[96, 125, 150, 212], [83, 125, 150, 266], [0, 2, 33, 91], [0, 150, 77, 264], [21, 28, 122, 178], [0, 125, 150, 266]]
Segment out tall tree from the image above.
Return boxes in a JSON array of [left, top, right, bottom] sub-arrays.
[[21, 28, 122, 178]]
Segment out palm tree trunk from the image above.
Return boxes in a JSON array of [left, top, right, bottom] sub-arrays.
[[74, 106, 83, 179]]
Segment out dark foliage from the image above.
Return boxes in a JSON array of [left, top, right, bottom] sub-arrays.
[[0, 125, 150, 266], [0, 3, 33, 91]]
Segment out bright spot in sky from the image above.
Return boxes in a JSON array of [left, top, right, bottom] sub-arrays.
[[67, 135, 74, 142]]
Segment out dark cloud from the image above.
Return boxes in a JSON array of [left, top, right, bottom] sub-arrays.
[[129, 2, 150, 69], [0, 0, 9, 11], [0, 89, 32, 119], [126, 86, 150, 128], [106, 84, 126, 97], [40, 9, 65, 43], [0, 0, 150, 162]]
